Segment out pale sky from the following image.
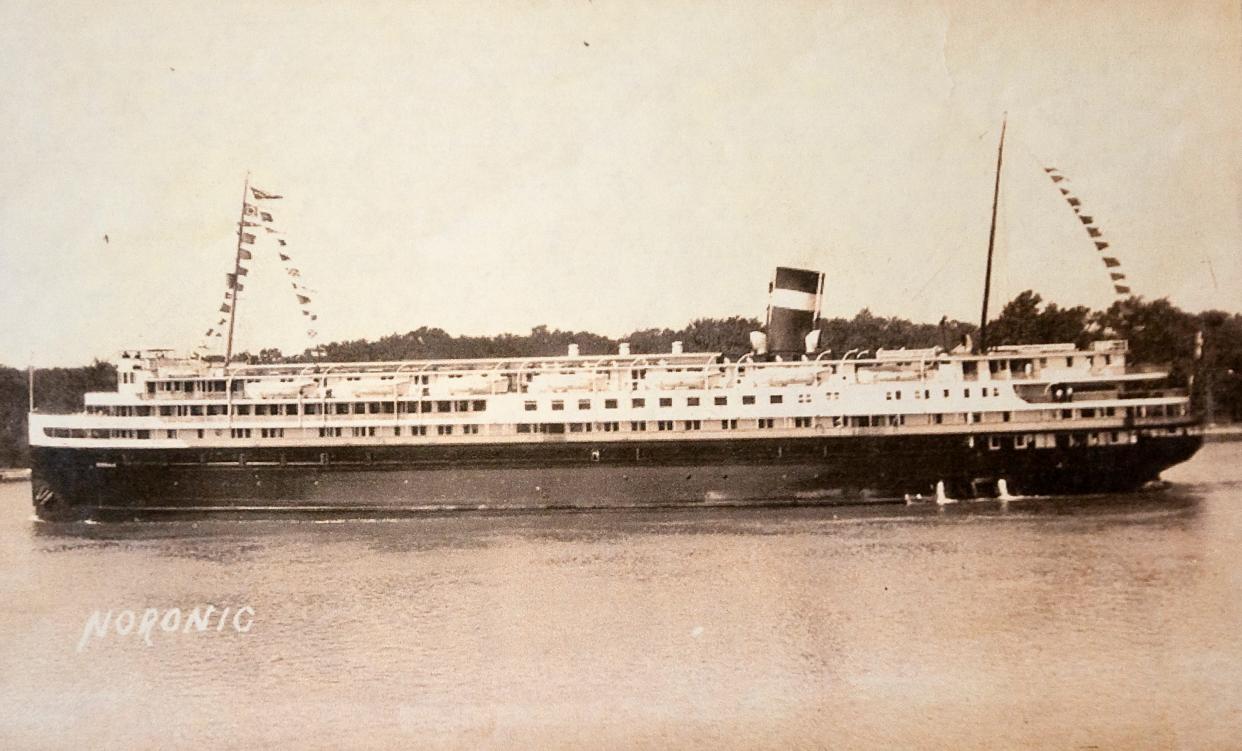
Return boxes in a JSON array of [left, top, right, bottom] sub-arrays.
[[1, 0, 1239, 366]]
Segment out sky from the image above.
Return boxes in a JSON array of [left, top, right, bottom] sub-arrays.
[[1, 0, 1239, 366]]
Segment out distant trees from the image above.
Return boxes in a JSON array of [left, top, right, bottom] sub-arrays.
[[1, 291, 1240, 467], [986, 291, 1093, 349], [0, 360, 115, 467], [818, 309, 972, 355]]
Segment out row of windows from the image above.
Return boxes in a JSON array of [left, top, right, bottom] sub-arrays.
[[91, 400, 491, 418], [524, 393, 810, 411], [89, 397, 1190, 423], [972, 430, 1139, 451], [886, 387, 1004, 401], [76, 403, 1190, 438], [47, 423, 1193, 444]]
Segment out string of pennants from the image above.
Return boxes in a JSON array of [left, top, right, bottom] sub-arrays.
[[197, 185, 320, 355], [1042, 167, 1130, 297]]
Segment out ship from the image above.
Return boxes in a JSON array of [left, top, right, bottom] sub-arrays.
[[26, 135, 1203, 521]]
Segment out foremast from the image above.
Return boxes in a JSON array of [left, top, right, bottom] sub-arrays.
[[199, 180, 319, 367]]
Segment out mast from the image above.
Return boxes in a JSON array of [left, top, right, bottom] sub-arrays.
[[223, 174, 251, 368], [977, 114, 1007, 354]]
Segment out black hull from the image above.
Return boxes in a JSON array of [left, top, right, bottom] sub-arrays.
[[30, 430, 1203, 521]]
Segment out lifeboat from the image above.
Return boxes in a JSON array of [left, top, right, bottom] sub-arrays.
[[244, 379, 318, 399], [746, 365, 817, 387], [527, 370, 604, 393], [427, 372, 508, 397], [642, 369, 705, 390]]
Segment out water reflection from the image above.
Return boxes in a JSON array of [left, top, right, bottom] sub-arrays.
[[2, 445, 1239, 749]]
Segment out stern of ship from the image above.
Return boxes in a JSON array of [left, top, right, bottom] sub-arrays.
[[30, 447, 97, 522]]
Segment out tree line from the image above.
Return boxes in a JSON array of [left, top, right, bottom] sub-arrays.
[[2, 292, 1238, 466]]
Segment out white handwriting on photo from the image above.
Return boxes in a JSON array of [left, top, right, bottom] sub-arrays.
[[77, 605, 254, 651]]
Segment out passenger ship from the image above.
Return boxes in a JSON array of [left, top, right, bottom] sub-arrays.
[[27, 159, 1203, 520], [28, 270, 1201, 521]]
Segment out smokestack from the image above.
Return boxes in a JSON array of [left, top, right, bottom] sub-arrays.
[[766, 266, 824, 356], [618, 342, 630, 356], [671, 341, 683, 355], [567, 343, 580, 357]]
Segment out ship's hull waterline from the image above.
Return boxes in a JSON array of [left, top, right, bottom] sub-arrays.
[[30, 429, 1203, 521]]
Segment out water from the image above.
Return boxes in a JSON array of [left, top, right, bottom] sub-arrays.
[[2, 444, 1241, 749]]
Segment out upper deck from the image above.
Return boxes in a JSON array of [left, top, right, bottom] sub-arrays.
[[97, 339, 1145, 406]]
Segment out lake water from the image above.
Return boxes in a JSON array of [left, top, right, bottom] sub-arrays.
[[2, 442, 1241, 749]]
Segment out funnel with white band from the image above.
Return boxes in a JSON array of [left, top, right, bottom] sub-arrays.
[[765, 266, 825, 356]]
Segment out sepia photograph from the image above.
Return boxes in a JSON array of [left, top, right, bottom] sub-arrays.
[[1, 0, 1240, 747]]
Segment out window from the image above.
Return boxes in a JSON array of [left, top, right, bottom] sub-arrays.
[[334, 403, 350, 415], [684, 420, 701, 430], [964, 389, 971, 398], [770, 394, 783, 404], [231, 428, 252, 438], [261, 428, 285, 438], [472, 400, 486, 412], [657, 420, 674, 431], [632, 398, 646, 408], [659, 398, 672, 408], [630, 421, 647, 431], [411, 425, 427, 436], [578, 399, 591, 410], [462, 424, 479, 435], [525, 401, 537, 412], [758, 418, 775, 429], [721, 419, 738, 430], [352, 426, 376, 437], [437, 425, 453, 435], [551, 400, 564, 411], [714, 396, 728, 406], [687, 397, 700, 407], [742, 395, 755, 405], [601, 421, 620, 432], [604, 399, 617, 409], [318, 427, 342, 437], [794, 417, 812, 428]]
